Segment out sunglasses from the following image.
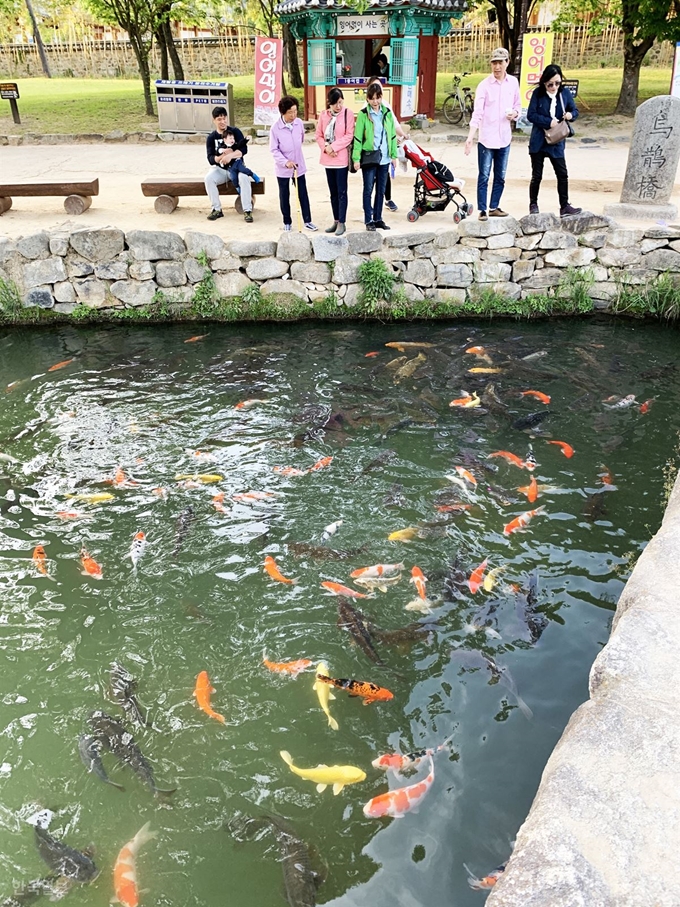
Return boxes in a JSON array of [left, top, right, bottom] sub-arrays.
[[545, 79, 562, 87]]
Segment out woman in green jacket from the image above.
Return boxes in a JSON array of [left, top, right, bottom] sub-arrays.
[[352, 83, 398, 231]]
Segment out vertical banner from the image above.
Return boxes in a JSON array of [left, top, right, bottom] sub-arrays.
[[519, 32, 554, 108], [254, 37, 283, 126], [671, 42, 680, 97]]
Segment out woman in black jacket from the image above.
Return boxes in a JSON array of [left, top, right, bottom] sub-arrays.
[[527, 64, 581, 217]]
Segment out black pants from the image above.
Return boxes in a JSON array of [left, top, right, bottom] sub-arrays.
[[384, 172, 392, 202], [325, 166, 349, 223], [277, 174, 312, 226], [529, 152, 569, 208]]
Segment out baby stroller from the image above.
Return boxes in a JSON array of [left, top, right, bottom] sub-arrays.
[[400, 139, 473, 224]]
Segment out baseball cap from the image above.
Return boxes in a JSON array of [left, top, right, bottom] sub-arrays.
[[490, 47, 509, 62]]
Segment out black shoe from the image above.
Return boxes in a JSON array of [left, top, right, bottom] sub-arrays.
[[366, 222, 376, 231], [529, 203, 539, 215], [374, 220, 391, 230], [207, 209, 223, 221], [560, 204, 582, 217], [478, 211, 488, 222], [244, 211, 253, 223]]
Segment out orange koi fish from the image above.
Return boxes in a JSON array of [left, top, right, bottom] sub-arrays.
[[518, 475, 538, 503], [488, 450, 527, 469], [410, 566, 427, 600], [113, 822, 156, 907], [262, 653, 312, 678], [363, 754, 435, 818], [32, 545, 49, 576], [212, 492, 228, 513], [233, 491, 276, 502], [48, 358, 74, 372], [151, 487, 167, 498], [309, 456, 333, 472], [234, 399, 268, 410], [639, 398, 654, 414], [600, 466, 615, 486], [321, 581, 368, 598], [547, 440, 574, 458], [194, 670, 225, 723], [105, 467, 139, 488], [365, 351, 380, 358], [520, 390, 551, 404], [184, 334, 208, 343], [464, 861, 508, 891], [465, 345, 493, 364], [80, 548, 103, 579], [435, 503, 473, 513], [468, 558, 488, 594], [503, 506, 546, 536], [273, 466, 307, 477], [350, 562, 404, 580], [454, 465, 477, 486], [372, 735, 453, 772], [449, 392, 480, 408], [315, 674, 393, 705], [263, 555, 296, 584], [56, 510, 84, 520]]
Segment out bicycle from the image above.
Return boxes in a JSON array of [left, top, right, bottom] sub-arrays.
[[442, 73, 474, 126]]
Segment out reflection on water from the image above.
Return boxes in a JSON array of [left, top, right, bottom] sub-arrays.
[[0, 318, 677, 906]]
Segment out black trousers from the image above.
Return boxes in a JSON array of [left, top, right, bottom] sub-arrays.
[[529, 152, 569, 208], [277, 174, 312, 226], [384, 172, 392, 202]]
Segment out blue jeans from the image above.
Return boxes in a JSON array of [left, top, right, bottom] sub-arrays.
[[477, 142, 510, 213], [362, 163, 389, 225]]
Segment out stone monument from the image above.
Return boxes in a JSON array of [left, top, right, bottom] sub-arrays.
[[604, 95, 680, 221]]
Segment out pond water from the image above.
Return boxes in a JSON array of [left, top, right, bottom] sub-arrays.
[[0, 318, 678, 907]]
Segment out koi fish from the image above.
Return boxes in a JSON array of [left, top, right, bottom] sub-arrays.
[[65, 492, 115, 504], [234, 399, 268, 409], [449, 392, 480, 408], [639, 398, 654, 414], [264, 556, 297, 584], [354, 572, 403, 593], [48, 358, 74, 372], [315, 674, 393, 705], [152, 487, 167, 498], [273, 466, 307, 477], [194, 670, 225, 724], [105, 468, 139, 488], [372, 735, 454, 772], [322, 519, 343, 540], [365, 351, 380, 358], [321, 580, 368, 598], [468, 367, 502, 374], [113, 822, 156, 907], [129, 531, 147, 572], [262, 653, 312, 678], [465, 345, 493, 364], [280, 750, 365, 794], [350, 562, 404, 580], [410, 566, 427, 600], [468, 558, 488, 594], [212, 492, 228, 513], [313, 660, 338, 730], [518, 475, 538, 503], [600, 466, 615, 486], [463, 861, 508, 890], [453, 465, 477, 486], [32, 545, 49, 577], [80, 548, 103, 579], [603, 394, 638, 409], [503, 506, 546, 536], [435, 503, 473, 513], [520, 390, 551, 404], [184, 334, 208, 343], [488, 451, 527, 469], [309, 456, 333, 471], [388, 527, 419, 542], [56, 510, 85, 520], [363, 754, 435, 818], [385, 341, 435, 352], [524, 448, 537, 471], [174, 473, 223, 484], [482, 564, 509, 593], [233, 491, 276, 502]]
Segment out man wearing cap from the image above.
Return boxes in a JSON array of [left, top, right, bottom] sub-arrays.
[[464, 48, 520, 221]]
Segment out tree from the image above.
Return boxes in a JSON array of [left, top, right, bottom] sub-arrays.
[[154, 0, 184, 80], [283, 22, 302, 89], [471, 0, 538, 75]]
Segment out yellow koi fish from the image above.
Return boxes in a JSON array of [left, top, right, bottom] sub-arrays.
[[280, 750, 365, 795], [174, 474, 224, 484], [385, 342, 435, 352], [65, 492, 115, 504], [313, 661, 338, 730], [482, 565, 509, 593], [388, 527, 419, 542], [467, 367, 502, 374]]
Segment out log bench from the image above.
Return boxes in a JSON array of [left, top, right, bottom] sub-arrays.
[[141, 177, 266, 214], [0, 179, 99, 215]]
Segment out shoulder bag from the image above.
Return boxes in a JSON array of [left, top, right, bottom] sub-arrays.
[[544, 92, 574, 144], [360, 109, 387, 168]]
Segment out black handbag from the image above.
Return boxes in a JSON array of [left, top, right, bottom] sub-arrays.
[[360, 149, 381, 168]]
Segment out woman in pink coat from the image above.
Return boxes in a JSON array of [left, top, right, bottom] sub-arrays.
[[315, 88, 356, 236]]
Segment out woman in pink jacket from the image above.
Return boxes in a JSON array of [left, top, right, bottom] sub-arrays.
[[315, 88, 355, 236], [269, 95, 316, 232]]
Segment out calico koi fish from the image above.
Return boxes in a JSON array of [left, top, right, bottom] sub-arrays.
[[363, 754, 435, 818], [524, 448, 537, 471], [312, 660, 338, 730], [547, 440, 574, 458], [194, 670, 225, 724], [503, 506, 546, 536], [48, 358, 75, 372], [449, 392, 480, 408], [184, 334, 208, 343], [453, 466, 477, 486], [309, 456, 333, 471], [321, 581, 368, 598], [264, 556, 297, 584], [280, 750, 365, 794], [262, 653, 312, 678], [468, 558, 488, 594], [488, 451, 527, 469], [520, 390, 551, 404], [80, 548, 103, 579], [387, 527, 419, 542], [372, 735, 454, 773], [212, 492, 228, 513], [234, 399, 268, 409], [603, 394, 638, 409], [517, 475, 538, 503], [350, 563, 404, 580], [113, 822, 156, 907], [463, 861, 508, 890], [129, 531, 147, 571], [315, 674, 393, 705]]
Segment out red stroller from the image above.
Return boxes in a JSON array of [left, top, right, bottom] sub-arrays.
[[401, 139, 473, 224]]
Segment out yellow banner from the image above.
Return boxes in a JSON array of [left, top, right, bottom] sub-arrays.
[[519, 32, 554, 108]]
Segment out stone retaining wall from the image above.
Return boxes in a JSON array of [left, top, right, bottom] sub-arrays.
[[486, 471, 680, 906], [1, 212, 679, 315]]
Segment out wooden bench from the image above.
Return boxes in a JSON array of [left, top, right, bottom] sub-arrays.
[[141, 177, 266, 214], [0, 179, 99, 215]]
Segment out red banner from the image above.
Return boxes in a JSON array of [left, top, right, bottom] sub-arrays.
[[254, 37, 283, 126]]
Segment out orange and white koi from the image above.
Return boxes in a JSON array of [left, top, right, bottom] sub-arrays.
[[465, 345, 493, 364], [233, 491, 276, 502], [263, 555, 297, 584], [80, 548, 103, 579], [463, 861, 508, 890], [363, 754, 435, 818], [309, 456, 333, 472], [129, 531, 147, 571], [453, 465, 477, 486], [273, 466, 307, 477], [321, 581, 368, 598], [365, 351, 380, 358], [385, 341, 434, 352], [520, 390, 551, 404], [517, 475, 538, 503], [603, 393, 638, 409], [322, 520, 343, 540], [350, 562, 404, 580], [234, 398, 268, 410], [468, 558, 488, 594], [212, 492, 229, 513], [194, 670, 225, 724], [547, 440, 574, 458], [184, 334, 208, 343], [639, 398, 654, 414], [262, 653, 312, 678], [503, 506, 546, 536], [56, 510, 85, 520], [600, 466, 615, 487], [410, 566, 427, 600], [449, 391, 480, 408], [105, 467, 139, 488], [488, 450, 527, 469], [372, 735, 454, 773], [32, 545, 49, 577], [48, 358, 74, 372], [315, 674, 393, 705], [112, 822, 156, 907], [152, 487, 167, 498]]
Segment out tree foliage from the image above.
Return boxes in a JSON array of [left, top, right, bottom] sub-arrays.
[[467, 0, 538, 74]]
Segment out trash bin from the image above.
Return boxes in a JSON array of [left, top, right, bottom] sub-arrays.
[[155, 80, 234, 133]]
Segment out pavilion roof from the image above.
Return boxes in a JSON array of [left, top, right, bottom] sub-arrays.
[[275, 0, 466, 17]]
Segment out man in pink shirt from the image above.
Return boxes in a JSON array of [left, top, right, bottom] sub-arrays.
[[464, 47, 521, 221]]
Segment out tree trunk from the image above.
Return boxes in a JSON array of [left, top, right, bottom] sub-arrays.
[[164, 21, 184, 80], [130, 33, 155, 117], [284, 24, 303, 89], [614, 35, 655, 116], [155, 27, 169, 81], [511, 0, 529, 76], [24, 0, 51, 77]]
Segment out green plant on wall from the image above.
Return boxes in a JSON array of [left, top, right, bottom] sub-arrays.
[[0, 277, 23, 323], [358, 259, 395, 313], [191, 254, 220, 318], [613, 272, 680, 320]]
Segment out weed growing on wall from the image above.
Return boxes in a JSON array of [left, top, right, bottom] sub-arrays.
[[191, 256, 220, 317], [613, 273, 680, 320], [358, 259, 395, 313], [0, 278, 23, 322], [662, 429, 680, 506]]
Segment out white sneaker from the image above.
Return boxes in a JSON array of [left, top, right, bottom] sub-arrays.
[[284, 224, 292, 232], [304, 222, 318, 232]]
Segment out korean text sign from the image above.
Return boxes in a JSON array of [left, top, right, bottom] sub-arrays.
[[254, 37, 283, 126], [519, 32, 554, 106]]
